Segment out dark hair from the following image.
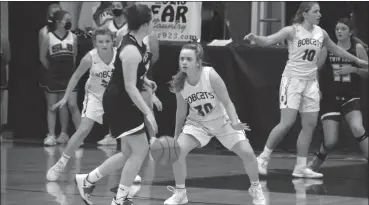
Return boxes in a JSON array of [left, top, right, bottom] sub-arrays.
[[169, 44, 204, 93], [92, 27, 114, 42], [337, 17, 368, 51], [123, 4, 152, 31], [111, 1, 128, 8], [50, 10, 69, 31], [46, 3, 61, 31], [291, 2, 318, 24]]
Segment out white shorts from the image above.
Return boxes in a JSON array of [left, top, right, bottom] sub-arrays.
[[279, 76, 320, 113], [182, 116, 247, 150], [81, 92, 104, 124]]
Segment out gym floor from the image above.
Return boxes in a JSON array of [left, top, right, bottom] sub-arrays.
[[1, 140, 367, 205]]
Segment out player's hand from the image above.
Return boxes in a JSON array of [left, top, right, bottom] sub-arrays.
[[152, 94, 163, 111], [244, 33, 256, 41], [145, 112, 158, 135], [231, 122, 251, 131], [335, 66, 356, 75], [51, 98, 67, 111], [355, 58, 368, 68], [145, 79, 157, 92]]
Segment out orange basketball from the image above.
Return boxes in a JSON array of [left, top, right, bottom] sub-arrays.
[[150, 136, 180, 166]]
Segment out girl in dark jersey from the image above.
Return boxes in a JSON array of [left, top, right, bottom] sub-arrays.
[[39, 10, 81, 146], [75, 4, 156, 205], [308, 18, 368, 171], [1, 33, 11, 139]]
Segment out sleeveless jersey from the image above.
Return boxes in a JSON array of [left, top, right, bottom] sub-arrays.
[[106, 20, 128, 47], [85, 48, 116, 101], [48, 31, 75, 76], [319, 42, 361, 97], [181, 67, 227, 122], [105, 34, 152, 104], [283, 24, 324, 80]]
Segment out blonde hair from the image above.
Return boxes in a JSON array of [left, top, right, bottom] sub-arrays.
[[291, 2, 318, 24], [92, 27, 114, 42], [169, 43, 204, 93]]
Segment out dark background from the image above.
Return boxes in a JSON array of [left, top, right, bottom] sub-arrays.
[[5, 2, 369, 153]]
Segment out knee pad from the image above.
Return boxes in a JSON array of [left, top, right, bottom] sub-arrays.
[[356, 132, 368, 142]]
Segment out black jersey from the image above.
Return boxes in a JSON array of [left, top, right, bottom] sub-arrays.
[[319, 43, 361, 98], [106, 33, 152, 103]]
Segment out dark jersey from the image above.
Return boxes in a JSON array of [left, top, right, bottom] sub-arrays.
[[105, 33, 152, 104], [319, 43, 361, 98]]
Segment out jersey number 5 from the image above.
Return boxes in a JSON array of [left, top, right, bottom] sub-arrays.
[[302, 49, 316, 62], [194, 103, 214, 117]]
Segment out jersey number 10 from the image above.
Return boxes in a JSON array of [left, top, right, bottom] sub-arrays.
[[302, 49, 316, 62], [194, 103, 214, 117]]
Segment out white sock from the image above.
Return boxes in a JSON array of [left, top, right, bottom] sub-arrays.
[[116, 184, 131, 200], [86, 168, 103, 184], [59, 153, 70, 165], [251, 181, 260, 187], [260, 146, 273, 158], [296, 156, 307, 168], [176, 184, 186, 189]]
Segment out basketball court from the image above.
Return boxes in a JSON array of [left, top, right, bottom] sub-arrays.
[[1, 140, 367, 205]]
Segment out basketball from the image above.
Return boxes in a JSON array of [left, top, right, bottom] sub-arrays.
[[150, 136, 181, 166]]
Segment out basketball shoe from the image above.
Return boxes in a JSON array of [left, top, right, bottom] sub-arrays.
[[164, 186, 188, 204]]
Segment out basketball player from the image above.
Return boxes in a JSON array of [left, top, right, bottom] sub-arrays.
[[97, 1, 128, 145], [75, 4, 157, 205], [99, 1, 163, 146], [45, 28, 116, 181], [39, 3, 73, 145], [164, 43, 265, 205], [307, 18, 368, 171], [1, 33, 11, 139], [243, 2, 368, 178]]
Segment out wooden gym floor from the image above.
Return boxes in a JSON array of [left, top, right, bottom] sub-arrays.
[[1, 140, 367, 205]]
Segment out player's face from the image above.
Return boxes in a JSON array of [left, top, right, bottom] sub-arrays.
[[305, 4, 321, 25], [95, 34, 113, 52], [179, 49, 198, 75], [335, 23, 351, 41]]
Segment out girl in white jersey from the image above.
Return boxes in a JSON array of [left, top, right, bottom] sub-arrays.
[[46, 28, 116, 181], [244, 2, 368, 178], [163, 43, 265, 205]]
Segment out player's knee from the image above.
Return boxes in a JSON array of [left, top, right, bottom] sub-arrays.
[[355, 132, 368, 143], [349, 124, 365, 137], [278, 120, 295, 130], [232, 141, 256, 160], [302, 118, 318, 131], [67, 102, 79, 112], [323, 137, 338, 151]]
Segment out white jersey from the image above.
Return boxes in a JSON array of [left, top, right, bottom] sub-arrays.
[[106, 20, 128, 47], [283, 24, 324, 80], [48, 31, 74, 58], [85, 48, 116, 101], [180, 66, 227, 122]]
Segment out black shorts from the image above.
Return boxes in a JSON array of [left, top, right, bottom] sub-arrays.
[[320, 95, 361, 121], [103, 86, 145, 138]]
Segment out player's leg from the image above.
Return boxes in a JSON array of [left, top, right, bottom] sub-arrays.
[[164, 122, 206, 205], [293, 79, 322, 178], [110, 131, 150, 204], [307, 95, 341, 171], [257, 77, 301, 175], [67, 91, 81, 129], [217, 120, 265, 205], [44, 91, 59, 146], [343, 99, 368, 159], [56, 92, 70, 143]]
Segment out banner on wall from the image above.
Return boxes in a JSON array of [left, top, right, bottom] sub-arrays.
[[138, 2, 202, 42], [62, 1, 202, 42]]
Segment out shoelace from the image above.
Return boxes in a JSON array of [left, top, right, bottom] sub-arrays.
[[252, 186, 265, 200], [167, 186, 185, 202]]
